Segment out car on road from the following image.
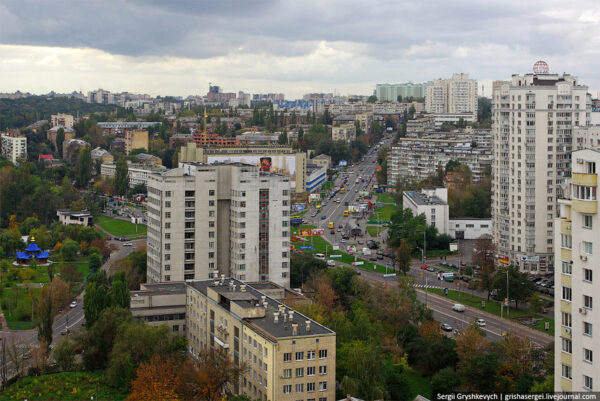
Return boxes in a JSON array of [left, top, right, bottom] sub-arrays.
[[321, 215, 327, 220], [369, 256, 377, 261], [70, 301, 77, 308], [475, 318, 486, 327], [420, 264, 429, 269], [460, 261, 466, 266], [426, 267, 436, 272], [338, 224, 343, 229], [340, 239, 347, 243], [452, 303, 466, 312], [357, 240, 363, 245], [60, 328, 71, 335], [377, 255, 383, 260], [123, 242, 133, 247], [310, 212, 317, 217], [440, 323, 453, 332], [330, 229, 335, 234]]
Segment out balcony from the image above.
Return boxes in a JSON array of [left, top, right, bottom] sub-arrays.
[[573, 200, 597, 214], [573, 172, 597, 187]]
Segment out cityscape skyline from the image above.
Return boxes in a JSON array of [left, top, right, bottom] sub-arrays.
[[2, 1, 600, 98]]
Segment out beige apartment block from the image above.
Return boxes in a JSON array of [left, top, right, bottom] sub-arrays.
[[554, 149, 599, 392], [331, 123, 356, 143], [125, 130, 149, 154], [146, 162, 291, 287], [50, 113, 74, 128], [187, 278, 336, 401], [492, 68, 591, 273], [425, 73, 478, 119], [0, 132, 27, 164]]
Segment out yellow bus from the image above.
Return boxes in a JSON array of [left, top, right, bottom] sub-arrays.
[[328, 221, 334, 229], [340, 188, 345, 194], [343, 210, 349, 217]]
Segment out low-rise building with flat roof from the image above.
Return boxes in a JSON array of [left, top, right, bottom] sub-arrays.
[[130, 282, 186, 335], [403, 188, 449, 235], [56, 209, 93, 227]]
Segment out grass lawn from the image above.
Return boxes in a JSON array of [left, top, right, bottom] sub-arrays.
[[404, 368, 431, 399], [425, 287, 554, 335], [371, 204, 396, 221], [366, 225, 387, 237], [376, 193, 396, 204], [96, 215, 147, 238], [292, 225, 394, 274], [1, 371, 128, 401]]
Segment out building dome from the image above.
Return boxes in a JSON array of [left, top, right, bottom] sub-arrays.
[[533, 60, 549, 74]]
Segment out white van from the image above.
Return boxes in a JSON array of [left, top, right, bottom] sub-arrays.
[[452, 303, 466, 312], [315, 253, 325, 259]]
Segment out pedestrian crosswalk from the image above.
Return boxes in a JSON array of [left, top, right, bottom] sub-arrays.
[[413, 284, 444, 289]]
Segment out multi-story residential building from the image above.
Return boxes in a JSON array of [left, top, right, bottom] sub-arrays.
[[179, 143, 307, 196], [91, 147, 114, 165], [50, 113, 74, 128], [425, 73, 478, 120], [355, 113, 373, 133], [186, 278, 336, 401], [194, 131, 239, 146], [0, 132, 27, 164], [101, 162, 166, 187], [146, 162, 291, 287], [130, 282, 187, 335], [306, 163, 327, 192], [406, 116, 436, 137], [554, 148, 599, 392], [124, 130, 149, 155], [492, 65, 591, 274], [375, 82, 430, 102], [574, 125, 600, 151], [331, 123, 356, 143], [387, 138, 492, 185], [46, 126, 75, 152], [403, 188, 450, 235]]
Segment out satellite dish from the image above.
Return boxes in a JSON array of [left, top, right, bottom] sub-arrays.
[[533, 60, 549, 74]]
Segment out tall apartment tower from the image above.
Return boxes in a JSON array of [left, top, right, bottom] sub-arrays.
[[0, 132, 27, 164], [492, 62, 591, 273], [147, 162, 291, 287], [425, 73, 478, 118], [554, 149, 599, 392]]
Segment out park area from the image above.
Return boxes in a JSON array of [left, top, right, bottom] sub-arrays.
[[370, 204, 396, 222], [96, 216, 146, 238], [0, 258, 91, 330], [376, 192, 396, 204]]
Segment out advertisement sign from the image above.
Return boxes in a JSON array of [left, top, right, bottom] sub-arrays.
[[332, 245, 339, 251], [292, 203, 305, 212], [330, 254, 342, 258], [352, 261, 364, 266], [338, 160, 348, 167], [298, 228, 325, 236], [521, 255, 540, 262], [207, 155, 297, 189], [498, 255, 509, 264]]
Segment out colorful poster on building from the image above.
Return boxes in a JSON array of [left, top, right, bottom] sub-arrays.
[[207, 155, 297, 188], [292, 203, 305, 212]]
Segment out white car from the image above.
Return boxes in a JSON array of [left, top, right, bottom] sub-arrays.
[[123, 242, 133, 247], [452, 303, 466, 312], [475, 318, 486, 327], [70, 301, 77, 308]]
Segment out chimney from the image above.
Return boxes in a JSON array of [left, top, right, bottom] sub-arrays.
[[261, 295, 266, 303], [289, 310, 294, 321], [283, 312, 288, 323], [240, 284, 246, 292], [213, 280, 219, 287], [220, 274, 225, 285], [229, 280, 234, 288], [232, 284, 237, 292], [273, 312, 279, 324], [292, 322, 298, 336], [263, 301, 268, 309], [305, 320, 311, 332]]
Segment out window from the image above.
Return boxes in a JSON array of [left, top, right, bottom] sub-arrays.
[[209, 231, 215, 238], [562, 261, 572, 274], [165, 201, 171, 208], [165, 222, 171, 229], [295, 352, 304, 361], [561, 338, 572, 354], [584, 295, 593, 309], [165, 233, 171, 239], [319, 349, 327, 359], [562, 312, 572, 328], [561, 234, 572, 249], [283, 368, 292, 378], [165, 275, 170, 281], [307, 382, 316, 392], [166, 191, 172, 197], [584, 322, 593, 336], [584, 375, 593, 390], [185, 191, 195, 197], [164, 265, 170, 271], [165, 254, 170, 261], [165, 243, 170, 250], [584, 215, 593, 229], [319, 365, 327, 375], [165, 212, 171, 218], [562, 286, 572, 301], [295, 383, 304, 393], [584, 241, 593, 255], [318, 381, 327, 391], [586, 161, 596, 174], [209, 221, 215, 228], [307, 366, 316, 376], [283, 353, 292, 362], [562, 364, 572, 380], [209, 200, 215, 207], [307, 350, 316, 360], [209, 211, 215, 217], [584, 268, 593, 282], [209, 242, 215, 248], [283, 385, 292, 394], [296, 367, 304, 377], [209, 190, 215, 196], [584, 348, 593, 363]]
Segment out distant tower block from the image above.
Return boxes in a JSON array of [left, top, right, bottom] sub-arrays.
[[533, 60, 549, 74]]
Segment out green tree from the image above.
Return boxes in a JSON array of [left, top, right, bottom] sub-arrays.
[[461, 352, 498, 392], [277, 131, 288, 145], [337, 341, 386, 400], [36, 287, 53, 352], [109, 271, 130, 309], [431, 367, 462, 397], [445, 159, 461, 172], [75, 146, 92, 187], [395, 239, 412, 275], [114, 157, 129, 196], [89, 252, 102, 272], [60, 238, 80, 261], [55, 127, 65, 156], [367, 95, 378, 103], [53, 337, 76, 371], [493, 265, 535, 309], [83, 281, 108, 328]]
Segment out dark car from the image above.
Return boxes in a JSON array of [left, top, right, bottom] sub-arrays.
[[330, 229, 335, 234], [321, 215, 327, 220]]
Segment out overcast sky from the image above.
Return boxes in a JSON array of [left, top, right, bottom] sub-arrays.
[[1, 0, 600, 98]]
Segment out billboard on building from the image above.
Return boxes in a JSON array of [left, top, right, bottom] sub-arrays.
[[207, 155, 297, 188], [292, 203, 305, 212], [338, 160, 348, 167]]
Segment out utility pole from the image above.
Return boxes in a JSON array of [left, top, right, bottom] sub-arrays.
[[506, 268, 510, 317], [423, 227, 427, 266]]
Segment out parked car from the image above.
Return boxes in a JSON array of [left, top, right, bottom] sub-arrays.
[[123, 242, 133, 247], [70, 301, 77, 308], [440, 323, 453, 332]]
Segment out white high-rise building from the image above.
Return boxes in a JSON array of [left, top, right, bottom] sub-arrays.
[[492, 62, 591, 273], [554, 148, 599, 392], [425, 73, 478, 119], [0, 132, 27, 164], [146, 162, 291, 287]]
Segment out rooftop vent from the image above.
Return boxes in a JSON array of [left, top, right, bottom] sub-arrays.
[[292, 322, 298, 336], [305, 320, 311, 332], [213, 280, 220, 287], [240, 284, 246, 292], [273, 312, 279, 324], [263, 301, 268, 309], [289, 310, 294, 321]]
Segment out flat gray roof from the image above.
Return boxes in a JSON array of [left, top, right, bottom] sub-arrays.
[[405, 191, 445, 205], [188, 279, 335, 339]]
